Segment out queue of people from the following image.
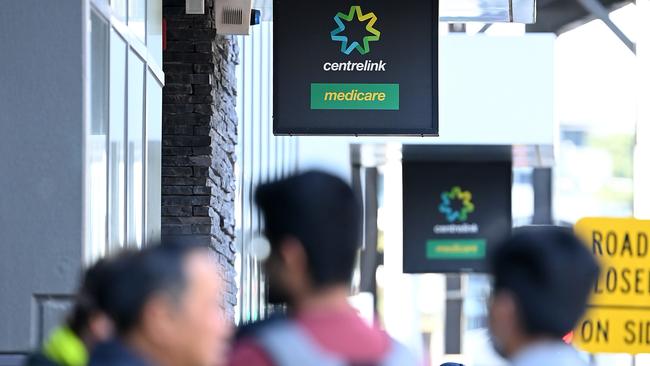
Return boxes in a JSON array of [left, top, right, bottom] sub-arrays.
[[25, 171, 600, 366]]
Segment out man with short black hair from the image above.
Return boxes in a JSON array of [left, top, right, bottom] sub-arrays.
[[229, 171, 417, 366], [488, 226, 600, 366], [89, 242, 232, 366]]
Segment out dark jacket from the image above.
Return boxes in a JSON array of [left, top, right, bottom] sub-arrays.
[[88, 340, 150, 366], [23, 353, 58, 366]]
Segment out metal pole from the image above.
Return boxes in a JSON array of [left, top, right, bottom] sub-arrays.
[[444, 274, 463, 354], [532, 168, 553, 225], [478, 24, 492, 33], [359, 168, 379, 296]]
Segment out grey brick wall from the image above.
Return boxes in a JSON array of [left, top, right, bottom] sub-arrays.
[[162, 0, 239, 317]]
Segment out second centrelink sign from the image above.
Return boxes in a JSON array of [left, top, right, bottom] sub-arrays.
[[273, 0, 438, 135], [403, 160, 512, 273]]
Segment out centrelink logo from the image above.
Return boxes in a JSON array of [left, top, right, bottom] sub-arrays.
[[439, 186, 475, 223], [434, 186, 479, 234], [331, 6, 380, 55], [322, 5, 387, 72]]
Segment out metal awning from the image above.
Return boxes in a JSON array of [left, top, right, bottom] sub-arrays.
[[528, 0, 629, 32], [528, 0, 635, 53]]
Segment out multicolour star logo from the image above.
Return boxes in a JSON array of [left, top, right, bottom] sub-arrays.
[[330, 6, 381, 56], [439, 186, 475, 223]]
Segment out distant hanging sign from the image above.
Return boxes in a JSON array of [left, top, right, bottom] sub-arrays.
[[573, 217, 650, 354], [402, 160, 512, 273]]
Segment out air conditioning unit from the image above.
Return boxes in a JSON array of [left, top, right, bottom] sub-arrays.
[[215, 0, 261, 35]]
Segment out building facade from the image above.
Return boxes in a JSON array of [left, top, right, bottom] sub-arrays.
[[0, 0, 164, 358]]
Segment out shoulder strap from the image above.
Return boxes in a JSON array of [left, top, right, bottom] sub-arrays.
[[256, 323, 417, 366], [255, 322, 346, 366]]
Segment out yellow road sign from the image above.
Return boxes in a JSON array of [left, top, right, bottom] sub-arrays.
[[573, 217, 650, 354], [574, 307, 650, 352]]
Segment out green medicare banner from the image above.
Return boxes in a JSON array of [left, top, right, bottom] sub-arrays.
[[311, 83, 399, 110], [426, 239, 487, 259]]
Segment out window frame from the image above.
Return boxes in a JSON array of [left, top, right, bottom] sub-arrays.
[[85, 0, 164, 261]]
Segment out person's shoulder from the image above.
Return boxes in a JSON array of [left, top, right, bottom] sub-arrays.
[[89, 340, 149, 366], [382, 338, 420, 366], [228, 338, 275, 366], [234, 313, 290, 341], [229, 314, 291, 366], [23, 353, 58, 366], [512, 343, 588, 366]]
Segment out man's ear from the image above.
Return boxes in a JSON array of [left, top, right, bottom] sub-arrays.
[[492, 291, 517, 322], [492, 289, 522, 344], [87, 313, 114, 343], [278, 237, 309, 281], [140, 296, 178, 344]]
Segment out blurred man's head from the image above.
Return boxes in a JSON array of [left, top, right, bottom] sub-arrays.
[[101, 242, 231, 366], [488, 226, 599, 358], [67, 258, 118, 348], [255, 171, 362, 306]]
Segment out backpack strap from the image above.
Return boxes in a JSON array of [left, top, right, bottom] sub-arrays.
[[255, 322, 418, 366]]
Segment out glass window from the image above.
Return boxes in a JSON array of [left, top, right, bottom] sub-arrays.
[[129, 0, 146, 43], [87, 12, 109, 263], [147, 0, 163, 66], [109, 30, 127, 251], [145, 71, 162, 244], [127, 51, 145, 248], [111, 0, 127, 22], [91, 0, 163, 254]]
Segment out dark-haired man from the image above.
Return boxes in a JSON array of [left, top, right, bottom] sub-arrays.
[[89, 242, 231, 366], [488, 226, 599, 366], [229, 171, 416, 366]]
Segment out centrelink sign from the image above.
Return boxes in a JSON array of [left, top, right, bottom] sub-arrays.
[[273, 0, 438, 135], [403, 160, 512, 273]]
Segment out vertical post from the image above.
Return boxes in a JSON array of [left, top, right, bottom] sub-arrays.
[[445, 274, 463, 354], [360, 168, 379, 296], [350, 144, 364, 250], [532, 167, 553, 224]]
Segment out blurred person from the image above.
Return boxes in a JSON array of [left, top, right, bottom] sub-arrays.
[[488, 226, 599, 366], [24, 258, 117, 366], [229, 171, 417, 366], [89, 241, 232, 366]]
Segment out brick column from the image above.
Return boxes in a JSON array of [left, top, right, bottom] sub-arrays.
[[162, 0, 239, 316]]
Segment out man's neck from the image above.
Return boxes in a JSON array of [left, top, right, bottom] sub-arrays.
[[293, 285, 351, 313], [125, 332, 174, 366]]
